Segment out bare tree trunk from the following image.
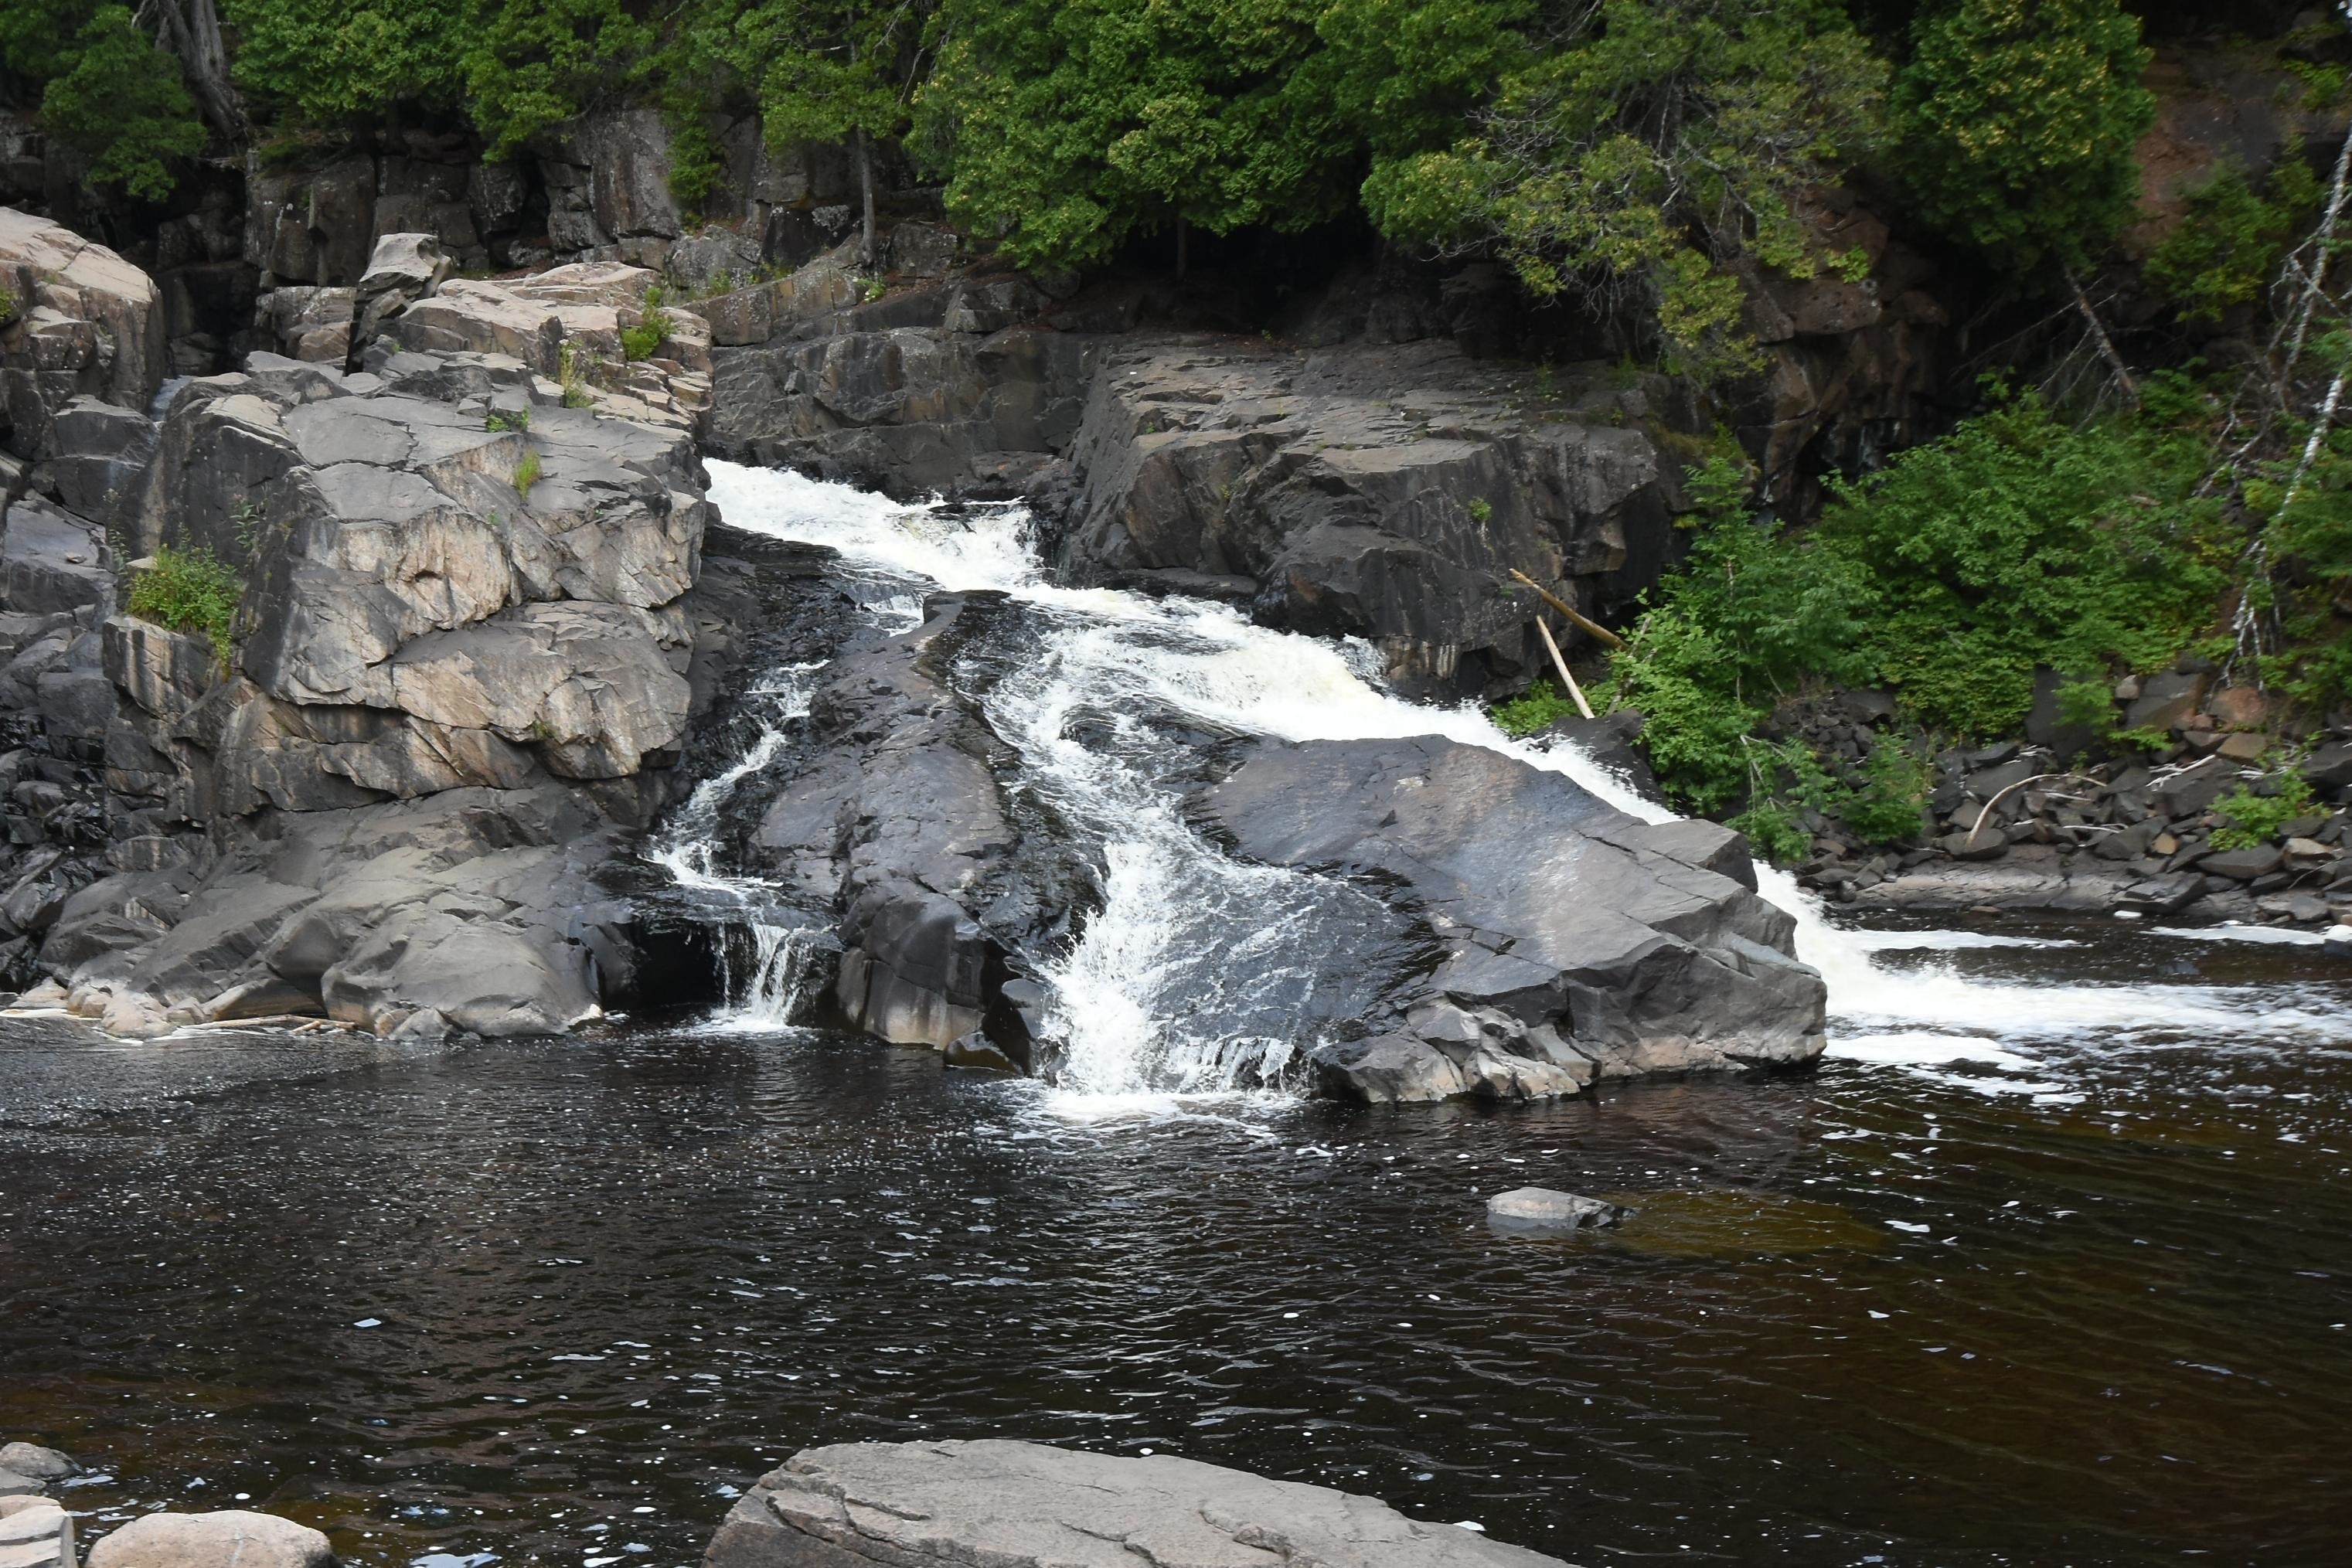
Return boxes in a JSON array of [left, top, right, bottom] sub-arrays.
[[855, 128, 876, 271], [2064, 265, 2138, 405], [139, 0, 243, 139]]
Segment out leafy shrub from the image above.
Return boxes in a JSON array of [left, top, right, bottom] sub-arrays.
[[2146, 158, 2316, 322], [1843, 742, 1932, 846], [1467, 497, 1493, 524], [1492, 678, 1581, 737], [2211, 771, 2311, 852], [514, 450, 542, 491], [127, 544, 241, 661], [485, 406, 530, 433]]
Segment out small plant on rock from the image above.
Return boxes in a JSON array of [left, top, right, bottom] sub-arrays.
[[485, 406, 530, 434], [0, 286, 15, 325], [620, 286, 673, 362], [1492, 679, 1581, 737], [128, 543, 241, 664], [514, 450, 542, 493], [558, 341, 597, 408], [1467, 497, 1493, 524], [2211, 770, 2312, 851]]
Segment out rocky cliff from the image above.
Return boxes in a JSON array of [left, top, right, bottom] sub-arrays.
[[0, 209, 728, 1036]]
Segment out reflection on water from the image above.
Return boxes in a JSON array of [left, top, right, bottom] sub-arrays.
[[5, 918, 2352, 1568]]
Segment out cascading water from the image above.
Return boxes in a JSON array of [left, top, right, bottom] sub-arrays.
[[681, 461, 2352, 1104], [645, 662, 828, 1029]]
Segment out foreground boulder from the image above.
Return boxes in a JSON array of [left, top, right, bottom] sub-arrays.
[[86, 1512, 332, 1568], [0, 1498, 71, 1568], [1200, 736, 1826, 1100], [705, 1440, 1567, 1568]]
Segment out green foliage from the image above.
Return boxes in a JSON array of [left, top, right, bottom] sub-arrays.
[[1590, 394, 2234, 828], [514, 449, 542, 492], [222, 0, 467, 124], [485, 406, 530, 434], [1466, 496, 1493, 523], [2211, 771, 2311, 851], [1843, 740, 1931, 845], [1815, 391, 2227, 733], [127, 544, 242, 661], [39, 6, 207, 202], [1363, 0, 1888, 378], [557, 341, 596, 407], [1892, 0, 2154, 273], [2146, 157, 2320, 322], [1491, 677, 1580, 736], [0, 287, 14, 325], [0, 0, 90, 83]]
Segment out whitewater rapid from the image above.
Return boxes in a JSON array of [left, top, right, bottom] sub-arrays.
[[660, 462, 2350, 1105]]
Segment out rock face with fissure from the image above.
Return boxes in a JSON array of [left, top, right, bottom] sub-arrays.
[[1198, 736, 1826, 1101], [0, 210, 165, 471], [704, 1441, 1574, 1568]]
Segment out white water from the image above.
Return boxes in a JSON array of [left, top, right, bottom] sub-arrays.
[[685, 461, 2350, 1104], [645, 661, 828, 1029]]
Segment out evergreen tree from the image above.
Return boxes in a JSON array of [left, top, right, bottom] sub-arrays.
[[39, 5, 207, 201], [1892, 0, 2155, 273]]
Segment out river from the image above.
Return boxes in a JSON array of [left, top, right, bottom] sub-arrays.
[[4, 468, 2350, 1566]]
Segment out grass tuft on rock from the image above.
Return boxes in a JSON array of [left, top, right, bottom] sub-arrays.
[[128, 543, 241, 659]]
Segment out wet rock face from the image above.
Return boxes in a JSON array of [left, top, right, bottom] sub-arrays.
[[705, 1440, 1567, 1568], [1198, 736, 1826, 1100], [0, 209, 165, 464], [747, 595, 1026, 1049]]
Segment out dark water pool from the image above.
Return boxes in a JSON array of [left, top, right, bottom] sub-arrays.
[[4, 926, 2351, 1568]]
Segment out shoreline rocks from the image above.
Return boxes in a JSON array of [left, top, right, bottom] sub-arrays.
[[705, 1440, 1571, 1568]]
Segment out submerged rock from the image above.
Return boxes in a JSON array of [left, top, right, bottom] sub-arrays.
[[1487, 1186, 1632, 1233], [85, 1512, 332, 1568], [704, 1440, 1568, 1568], [1199, 736, 1826, 1100]]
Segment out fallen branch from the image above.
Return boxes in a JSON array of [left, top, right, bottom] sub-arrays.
[[2063, 266, 2138, 406], [1508, 569, 1626, 650], [1533, 613, 1595, 720], [1965, 771, 2098, 848]]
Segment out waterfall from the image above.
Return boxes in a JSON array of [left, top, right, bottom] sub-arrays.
[[689, 461, 2348, 1100], [645, 662, 828, 1029]]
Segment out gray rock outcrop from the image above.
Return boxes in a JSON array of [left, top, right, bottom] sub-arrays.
[[86, 1512, 332, 1568], [1486, 1187, 1632, 1233], [1198, 736, 1825, 1100], [1060, 342, 1673, 696], [704, 1440, 1570, 1568], [0, 209, 165, 463]]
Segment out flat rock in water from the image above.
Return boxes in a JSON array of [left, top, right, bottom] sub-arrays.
[[86, 1512, 333, 1568], [705, 1440, 1572, 1568], [1487, 1186, 1631, 1233]]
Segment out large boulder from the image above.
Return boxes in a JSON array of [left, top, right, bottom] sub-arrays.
[[752, 596, 1018, 1047], [86, 1512, 332, 1568], [1198, 736, 1826, 1100], [0, 1498, 71, 1568], [705, 1441, 1567, 1568], [0, 207, 165, 460]]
